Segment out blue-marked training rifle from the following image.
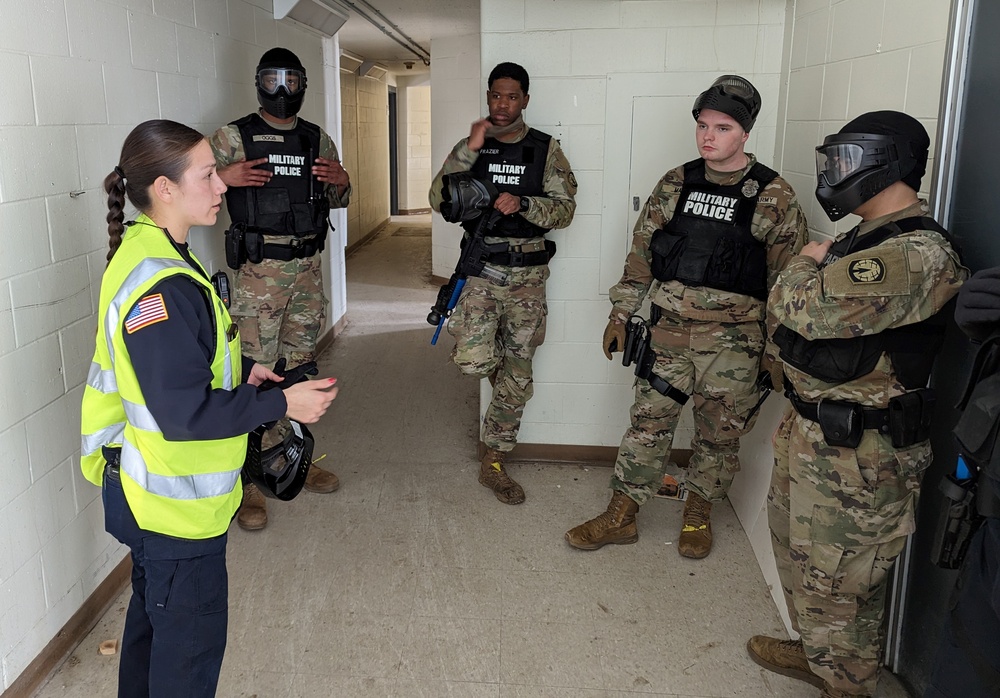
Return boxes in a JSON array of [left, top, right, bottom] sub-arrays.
[[427, 172, 508, 344]]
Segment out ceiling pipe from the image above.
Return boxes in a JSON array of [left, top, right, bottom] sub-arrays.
[[333, 0, 431, 65]]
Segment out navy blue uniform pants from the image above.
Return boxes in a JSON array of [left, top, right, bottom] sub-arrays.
[[925, 518, 1000, 698], [103, 465, 229, 698]]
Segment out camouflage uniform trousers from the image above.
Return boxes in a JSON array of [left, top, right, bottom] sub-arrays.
[[447, 264, 548, 451], [612, 314, 763, 505], [230, 253, 326, 368], [231, 253, 326, 449], [768, 408, 926, 695]]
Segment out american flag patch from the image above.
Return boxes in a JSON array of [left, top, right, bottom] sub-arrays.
[[124, 293, 169, 333]]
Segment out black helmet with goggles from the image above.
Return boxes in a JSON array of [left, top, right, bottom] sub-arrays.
[[242, 359, 319, 501], [814, 111, 929, 221], [256, 48, 307, 119], [692, 75, 761, 133]]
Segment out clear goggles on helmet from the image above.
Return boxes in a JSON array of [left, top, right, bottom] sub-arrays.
[[257, 68, 305, 95], [714, 76, 756, 102], [815, 135, 896, 186]]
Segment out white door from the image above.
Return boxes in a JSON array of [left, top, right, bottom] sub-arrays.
[[626, 95, 700, 238]]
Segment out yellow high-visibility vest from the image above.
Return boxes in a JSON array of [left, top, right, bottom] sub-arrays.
[[81, 214, 245, 539]]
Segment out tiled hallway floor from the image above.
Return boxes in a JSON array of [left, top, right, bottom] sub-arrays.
[[35, 217, 807, 697]]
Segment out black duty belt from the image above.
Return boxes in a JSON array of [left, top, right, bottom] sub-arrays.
[[787, 391, 891, 434], [263, 236, 322, 261], [484, 240, 555, 267]]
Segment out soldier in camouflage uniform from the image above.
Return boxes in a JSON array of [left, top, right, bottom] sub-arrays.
[[566, 76, 807, 559], [210, 48, 350, 530], [746, 112, 967, 698], [429, 62, 577, 504]]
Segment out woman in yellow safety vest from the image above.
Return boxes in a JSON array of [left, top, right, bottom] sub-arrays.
[[80, 119, 338, 698]]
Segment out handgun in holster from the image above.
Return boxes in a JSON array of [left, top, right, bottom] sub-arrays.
[[622, 309, 689, 406], [224, 222, 265, 270], [621, 315, 649, 369], [932, 457, 981, 570]]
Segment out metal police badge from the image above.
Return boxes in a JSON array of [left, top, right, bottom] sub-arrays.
[[848, 258, 886, 283], [741, 179, 760, 198]]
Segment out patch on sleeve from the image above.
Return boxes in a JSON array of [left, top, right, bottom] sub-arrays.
[[847, 257, 886, 284], [825, 245, 910, 298], [124, 293, 169, 333]]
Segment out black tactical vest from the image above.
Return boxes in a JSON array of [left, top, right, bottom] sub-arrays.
[[648, 159, 777, 300], [224, 113, 328, 238], [773, 216, 953, 388], [467, 128, 551, 238]]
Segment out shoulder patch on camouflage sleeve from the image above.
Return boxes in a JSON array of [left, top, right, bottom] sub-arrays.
[[824, 245, 910, 298], [847, 257, 885, 284]]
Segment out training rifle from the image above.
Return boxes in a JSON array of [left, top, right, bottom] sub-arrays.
[[427, 172, 508, 345]]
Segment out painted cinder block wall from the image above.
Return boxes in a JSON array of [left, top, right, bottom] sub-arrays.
[[0, 0, 344, 687]]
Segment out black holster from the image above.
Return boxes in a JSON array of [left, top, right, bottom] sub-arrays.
[[932, 473, 981, 569], [224, 223, 265, 270], [622, 310, 688, 406]]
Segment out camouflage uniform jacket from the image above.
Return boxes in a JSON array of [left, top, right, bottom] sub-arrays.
[[609, 155, 807, 324], [428, 120, 577, 245], [210, 112, 351, 218], [768, 200, 967, 407]]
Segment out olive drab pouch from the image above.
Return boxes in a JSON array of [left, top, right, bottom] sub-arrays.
[[815, 398, 865, 449], [888, 389, 936, 448]]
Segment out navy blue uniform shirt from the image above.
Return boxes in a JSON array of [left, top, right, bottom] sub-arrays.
[[121, 244, 285, 441]]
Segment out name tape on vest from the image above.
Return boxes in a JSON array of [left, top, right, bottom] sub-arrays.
[[253, 134, 285, 143]]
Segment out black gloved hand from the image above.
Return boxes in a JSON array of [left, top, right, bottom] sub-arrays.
[[955, 266, 1000, 342]]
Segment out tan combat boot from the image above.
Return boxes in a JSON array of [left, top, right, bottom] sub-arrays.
[[304, 464, 340, 493], [479, 448, 525, 504], [565, 491, 640, 550], [237, 483, 268, 531], [746, 636, 824, 689], [678, 492, 713, 558]]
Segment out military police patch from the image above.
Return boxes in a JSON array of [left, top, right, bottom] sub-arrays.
[[741, 179, 759, 198], [848, 258, 886, 284]]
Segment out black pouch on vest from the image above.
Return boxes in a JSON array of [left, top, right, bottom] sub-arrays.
[[649, 228, 686, 281], [816, 399, 865, 448], [225, 223, 246, 271], [244, 229, 265, 264], [888, 389, 936, 448]]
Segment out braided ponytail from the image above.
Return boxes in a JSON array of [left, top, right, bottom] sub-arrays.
[[103, 170, 127, 262], [104, 120, 205, 263]]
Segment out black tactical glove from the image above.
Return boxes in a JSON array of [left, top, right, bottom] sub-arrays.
[[955, 266, 1000, 342]]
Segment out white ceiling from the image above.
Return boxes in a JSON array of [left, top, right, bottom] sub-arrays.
[[331, 0, 479, 76]]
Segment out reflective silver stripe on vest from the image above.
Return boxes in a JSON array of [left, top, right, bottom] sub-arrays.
[[121, 439, 241, 500], [81, 422, 125, 457], [104, 257, 235, 389], [123, 398, 161, 433], [87, 362, 118, 393]]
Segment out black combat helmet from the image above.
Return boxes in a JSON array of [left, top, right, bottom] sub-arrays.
[[692, 75, 761, 132], [814, 110, 930, 221], [439, 171, 498, 223], [241, 358, 318, 500], [256, 47, 307, 119], [243, 420, 314, 501]]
